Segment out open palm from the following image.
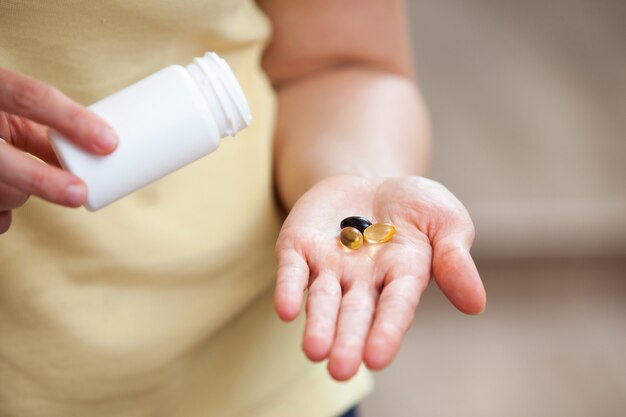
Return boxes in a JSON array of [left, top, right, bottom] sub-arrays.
[[274, 175, 486, 381]]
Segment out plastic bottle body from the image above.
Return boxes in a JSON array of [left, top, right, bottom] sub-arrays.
[[50, 53, 251, 211]]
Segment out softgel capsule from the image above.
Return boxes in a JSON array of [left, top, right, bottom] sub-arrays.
[[340, 226, 364, 250], [339, 216, 394, 250]]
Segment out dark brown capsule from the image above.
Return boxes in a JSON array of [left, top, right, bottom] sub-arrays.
[[340, 216, 372, 233]]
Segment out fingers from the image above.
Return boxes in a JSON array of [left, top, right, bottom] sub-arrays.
[[362, 242, 431, 370], [432, 237, 485, 314], [0, 113, 59, 165], [0, 178, 29, 211], [0, 211, 11, 234], [408, 178, 486, 314], [364, 274, 427, 370], [302, 270, 341, 361], [327, 284, 377, 381], [0, 181, 27, 235], [274, 247, 310, 321], [0, 69, 110, 218], [426, 190, 486, 314], [0, 67, 117, 154], [0, 141, 87, 207]]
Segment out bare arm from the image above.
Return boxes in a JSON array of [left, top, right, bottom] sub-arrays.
[[260, 0, 485, 381], [259, 0, 431, 209]]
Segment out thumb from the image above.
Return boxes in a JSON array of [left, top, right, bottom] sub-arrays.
[[432, 235, 486, 314], [426, 190, 486, 314]]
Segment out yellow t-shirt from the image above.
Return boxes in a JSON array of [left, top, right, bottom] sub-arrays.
[[0, 1, 373, 416]]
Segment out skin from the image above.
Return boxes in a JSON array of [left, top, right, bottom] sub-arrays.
[[0, 68, 118, 233], [0, 0, 485, 383], [260, 0, 487, 381]]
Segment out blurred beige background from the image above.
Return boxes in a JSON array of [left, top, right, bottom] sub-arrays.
[[362, 1, 626, 416]]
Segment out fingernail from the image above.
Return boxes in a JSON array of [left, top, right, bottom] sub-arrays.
[[65, 183, 87, 206], [95, 127, 118, 153]]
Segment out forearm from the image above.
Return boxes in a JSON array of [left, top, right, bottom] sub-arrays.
[[273, 66, 431, 210], [262, 1, 486, 382]]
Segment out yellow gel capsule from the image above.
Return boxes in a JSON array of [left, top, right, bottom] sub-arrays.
[[363, 223, 395, 243], [340, 226, 364, 250]]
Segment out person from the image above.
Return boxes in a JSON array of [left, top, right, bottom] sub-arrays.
[[0, 1, 486, 416]]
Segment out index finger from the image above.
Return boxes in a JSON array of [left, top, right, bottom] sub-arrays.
[[0, 67, 117, 154]]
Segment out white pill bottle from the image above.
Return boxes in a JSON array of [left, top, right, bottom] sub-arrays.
[[49, 52, 251, 211]]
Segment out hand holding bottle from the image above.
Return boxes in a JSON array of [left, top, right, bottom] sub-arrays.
[[0, 68, 118, 234]]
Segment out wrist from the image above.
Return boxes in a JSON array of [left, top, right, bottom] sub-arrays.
[[276, 174, 390, 213]]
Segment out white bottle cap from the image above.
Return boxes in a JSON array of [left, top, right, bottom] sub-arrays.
[[185, 52, 252, 137]]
